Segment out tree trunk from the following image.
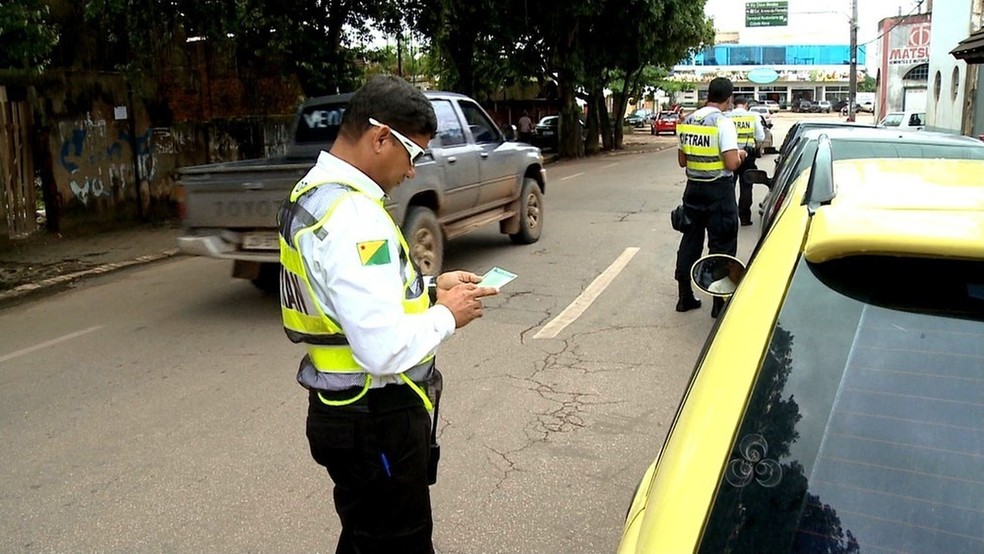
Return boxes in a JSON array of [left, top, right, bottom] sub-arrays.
[[584, 87, 602, 154], [612, 90, 627, 150], [592, 88, 613, 151], [558, 74, 582, 158]]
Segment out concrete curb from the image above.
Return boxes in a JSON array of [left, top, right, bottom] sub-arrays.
[[542, 141, 674, 164], [0, 249, 182, 308], [604, 142, 677, 157]]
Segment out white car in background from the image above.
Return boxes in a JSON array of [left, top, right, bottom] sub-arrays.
[[878, 111, 925, 131], [762, 100, 780, 113], [749, 105, 772, 125]]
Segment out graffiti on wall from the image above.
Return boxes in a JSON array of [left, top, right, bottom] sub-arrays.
[[58, 113, 157, 207]]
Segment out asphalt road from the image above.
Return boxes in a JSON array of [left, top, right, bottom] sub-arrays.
[[0, 116, 834, 553]]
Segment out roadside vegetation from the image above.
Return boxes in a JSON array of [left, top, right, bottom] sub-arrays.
[[1, 0, 713, 157]]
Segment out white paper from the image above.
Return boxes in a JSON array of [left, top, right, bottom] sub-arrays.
[[478, 267, 517, 289]]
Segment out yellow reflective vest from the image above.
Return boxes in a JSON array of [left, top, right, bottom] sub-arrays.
[[730, 113, 758, 148], [278, 178, 434, 409], [678, 110, 728, 182]]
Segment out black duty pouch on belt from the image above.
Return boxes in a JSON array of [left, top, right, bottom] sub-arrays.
[[670, 204, 693, 233], [425, 367, 443, 486]]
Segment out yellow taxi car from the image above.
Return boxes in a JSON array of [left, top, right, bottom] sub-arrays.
[[619, 135, 984, 553]]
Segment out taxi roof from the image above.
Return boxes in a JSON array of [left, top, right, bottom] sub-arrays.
[[804, 156, 984, 263], [799, 126, 983, 145]]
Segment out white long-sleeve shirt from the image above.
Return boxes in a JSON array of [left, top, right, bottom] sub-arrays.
[[294, 151, 456, 387]]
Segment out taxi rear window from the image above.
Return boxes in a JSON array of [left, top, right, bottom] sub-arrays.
[[699, 256, 984, 553]]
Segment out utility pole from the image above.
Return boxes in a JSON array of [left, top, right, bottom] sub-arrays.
[[848, 0, 859, 122]]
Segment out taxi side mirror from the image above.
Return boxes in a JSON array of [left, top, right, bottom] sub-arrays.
[[744, 169, 769, 185], [691, 254, 747, 298]]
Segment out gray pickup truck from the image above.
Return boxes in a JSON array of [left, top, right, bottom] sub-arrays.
[[176, 91, 547, 291]]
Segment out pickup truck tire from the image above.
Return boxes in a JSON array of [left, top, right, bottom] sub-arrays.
[[509, 178, 543, 244], [403, 206, 444, 276], [252, 262, 280, 294]]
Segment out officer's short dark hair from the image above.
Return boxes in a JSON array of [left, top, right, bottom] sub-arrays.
[[733, 96, 749, 107], [341, 75, 437, 141], [707, 77, 734, 104]]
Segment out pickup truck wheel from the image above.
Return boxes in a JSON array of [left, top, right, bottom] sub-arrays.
[[251, 262, 280, 294], [403, 206, 444, 276], [509, 178, 543, 244]]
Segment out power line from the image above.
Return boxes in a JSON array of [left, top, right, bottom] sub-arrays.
[[858, 0, 925, 47]]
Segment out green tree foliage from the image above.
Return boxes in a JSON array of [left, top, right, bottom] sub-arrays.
[[417, 0, 712, 157], [537, 0, 712, 155], [0, 0, 60, 72], [415, 0, 532, 99], [15, 0, 712, 159], [858, 74, 875, 93], [82, 0, 182, 73], [79, 0, 413, 97], [601, 0, 713, 149]]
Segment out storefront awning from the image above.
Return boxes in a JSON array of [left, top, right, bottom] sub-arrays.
[[951, 28, 984, 63]]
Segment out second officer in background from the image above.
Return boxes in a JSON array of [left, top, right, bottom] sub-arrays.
[[726, 96, 765, 226]]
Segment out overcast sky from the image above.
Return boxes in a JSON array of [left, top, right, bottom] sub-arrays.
[[703, 0, 927, 70]]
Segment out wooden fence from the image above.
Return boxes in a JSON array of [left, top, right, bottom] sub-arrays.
[[0, 86, 36, 239]]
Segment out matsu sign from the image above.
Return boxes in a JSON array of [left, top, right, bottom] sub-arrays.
[[888, 23, 930, 65]]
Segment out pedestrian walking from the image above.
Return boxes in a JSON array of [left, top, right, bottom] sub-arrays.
[[725, 96, 765, 226], [517, 111, 535, 144], [674, 77, 747, 318], [277, 74, 498, 554]]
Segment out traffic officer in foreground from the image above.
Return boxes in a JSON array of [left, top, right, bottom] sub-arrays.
[[278, 75, 497, 553], [674, 77, 746, 318], [726, 96, 766, 226]]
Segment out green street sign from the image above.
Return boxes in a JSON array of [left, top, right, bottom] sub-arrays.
[[746, 1, 788, 28]]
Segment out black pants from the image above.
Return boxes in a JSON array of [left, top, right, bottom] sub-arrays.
[[674, 177, 738, 286], [734, 152, 758, 223], [306, 386, 434, 554]]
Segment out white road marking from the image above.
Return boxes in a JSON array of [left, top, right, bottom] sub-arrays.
[[0, 325, 104, 363], [601, 163, 618, 169], [560, 172, 585, 181], [534, 248, 640, 339]]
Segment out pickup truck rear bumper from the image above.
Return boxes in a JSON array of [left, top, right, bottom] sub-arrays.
[[177, 230, 279, 263]]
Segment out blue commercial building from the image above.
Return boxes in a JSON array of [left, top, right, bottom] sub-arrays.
[[689, 45, 863, 67], [670, 43, 869, 108]]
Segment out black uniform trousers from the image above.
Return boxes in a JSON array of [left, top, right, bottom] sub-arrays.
[[734, 149, 758, 224], [674, 176, 739, 286], [306, 384, 434, 554]]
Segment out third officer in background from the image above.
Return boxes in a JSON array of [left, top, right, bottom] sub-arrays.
[[674, 77, 746, 318], [726, 96, 766, 226]]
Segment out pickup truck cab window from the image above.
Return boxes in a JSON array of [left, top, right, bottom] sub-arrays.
[[295, 102, 347, 145], [431, 99, 466, 147], [459, 100, 500, 144]]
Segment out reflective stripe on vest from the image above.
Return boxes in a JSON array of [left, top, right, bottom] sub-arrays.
[[731, 114, 757, 148], [278, 178, 434, 409], [679, 109, 727, 181]]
